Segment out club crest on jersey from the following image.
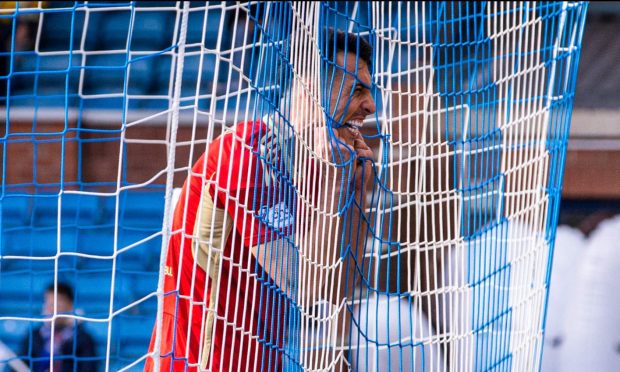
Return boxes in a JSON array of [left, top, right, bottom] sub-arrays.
[[258, 201, 294, 229]]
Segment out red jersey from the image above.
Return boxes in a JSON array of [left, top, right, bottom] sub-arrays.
[[146, 121, 294, 372]]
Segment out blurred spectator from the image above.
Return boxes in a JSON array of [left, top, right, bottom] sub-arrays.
[[18, 282, 97, 372]]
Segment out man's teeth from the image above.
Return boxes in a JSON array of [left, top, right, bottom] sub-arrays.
[[347, 120, 363, 127]]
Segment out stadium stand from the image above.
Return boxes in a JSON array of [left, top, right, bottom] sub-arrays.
[[7, 2, 233, 112], [0, 191, 164, 369]]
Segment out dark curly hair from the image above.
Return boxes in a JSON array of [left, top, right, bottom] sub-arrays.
[[46, 282, 74, 303], [325, 28, 373, 70]]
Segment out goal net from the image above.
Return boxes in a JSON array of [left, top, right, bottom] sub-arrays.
[[0, 1, 588, 371]]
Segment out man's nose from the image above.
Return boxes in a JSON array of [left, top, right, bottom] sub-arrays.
[[362, 94, 376, 116]]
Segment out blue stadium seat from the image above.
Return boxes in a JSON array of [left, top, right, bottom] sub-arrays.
[[83, 1, 132, 5], [60, 193, 103, 225], [212, 56, 245, 98], [0, 230, 67, 272], [105, 309, 155, 357], [10, 52, 39, 95], [1, 197, 95, 261], [151, 49, 235, 104], [83, 54, 130, 96], [83, 320, 110, 345], [118, 191, 165, 229], [31, 196, 61, 227], [0, 193, 98, 230], [0, 298, 34, 318], [81, 319, 113, 364], [117, 340, 150, 362], [118, 227, 161, 249], [76, 256, 114, 272], [151, 57, 172, 96], [127, 56, 155, 96], [134, 1, 177, 8], [180, 54, 208, 97], [114, 314, 155, 359], [82, 54, 152, 106], [97, 195, 124, 225], [130, 288, 159, 318], [0, 270, 55, 316], [115, 315, 154, 342], [29, 228, 61, 256], [2, 226, 40, 256], [131, 11, 175, 51], [111, 192, 164, 270], [5, 51, 78, 107], [137, 54, 171, 109], [80, 97, 126, 110], [0, 320, 34, 355], [59, 231, 80, 254], [7, 93, 76, 108], [39, 9, 85, 52], [36, 54, 81, 95], [186, 8, 231, 49], [177, 53, 222, 111], [215, 93, 253, 114], [186, 11, 204, 45], [115, 229, 162, 271], [1, 227, 32, 253], [131, 272, 159, 300], [137, 98, 170, 110], [105, 11, 134, 50], [322, 2, 358, 34], [76, 225, 116, 257], [0, 195, 30, 226], [89, 10, 131, 51], [73, 270, 135, 315]]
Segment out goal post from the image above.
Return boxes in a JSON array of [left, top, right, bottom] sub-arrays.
[[0, 1, 588, 371]]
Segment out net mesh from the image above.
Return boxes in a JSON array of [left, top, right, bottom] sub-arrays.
[[0, 1, 588, 371]]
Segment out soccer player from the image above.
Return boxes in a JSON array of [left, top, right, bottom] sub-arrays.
[[145, 29, 375, 372]]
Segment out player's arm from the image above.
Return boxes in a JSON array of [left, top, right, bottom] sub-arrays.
[[249, 127, 372, 308], [295, 125, 372, 308], [338, 127, 373, 304], [251, 238, 296, 299]]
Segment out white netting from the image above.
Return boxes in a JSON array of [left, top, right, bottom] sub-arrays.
[[0, 2, 588, 371]]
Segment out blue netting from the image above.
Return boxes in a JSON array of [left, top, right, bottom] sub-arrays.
[[0, 1, 588, 371]]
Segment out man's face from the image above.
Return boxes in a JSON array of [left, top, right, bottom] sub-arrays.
[[327, 52, 376, 127], [44, 291, 73, 315]]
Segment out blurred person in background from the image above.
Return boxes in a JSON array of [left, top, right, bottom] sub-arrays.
[[18, 282, 97, 372]]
